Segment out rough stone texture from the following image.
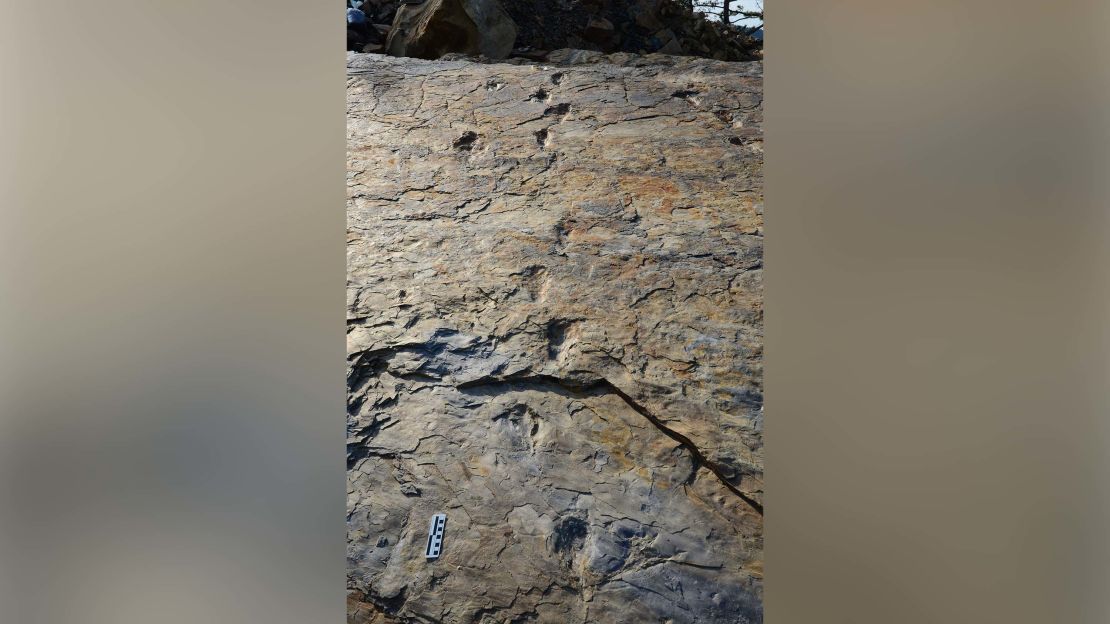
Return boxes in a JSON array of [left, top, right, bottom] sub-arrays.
[[347, 52, 763, 624]]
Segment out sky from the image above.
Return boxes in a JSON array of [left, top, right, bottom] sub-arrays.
[[695, 0, 764, 29]]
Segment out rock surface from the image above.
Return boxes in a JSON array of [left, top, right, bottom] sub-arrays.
[[347, 52, 763, 623]]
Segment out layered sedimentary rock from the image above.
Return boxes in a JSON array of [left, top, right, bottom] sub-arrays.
[[347, 52, 763, 623]]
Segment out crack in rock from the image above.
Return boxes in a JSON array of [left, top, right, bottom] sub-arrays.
[[457, 373, 763, 516]]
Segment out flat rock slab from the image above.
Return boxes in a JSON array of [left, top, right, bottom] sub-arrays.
[[347, 52, 763, 624]]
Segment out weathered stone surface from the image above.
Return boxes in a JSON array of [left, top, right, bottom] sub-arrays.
[[347, 52, 763, 623]]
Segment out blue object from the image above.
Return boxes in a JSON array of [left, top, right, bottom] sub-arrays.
[[347, 8, 368, 25]]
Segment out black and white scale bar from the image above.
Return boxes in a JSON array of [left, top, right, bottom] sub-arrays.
[[425, 513, 447, 559]]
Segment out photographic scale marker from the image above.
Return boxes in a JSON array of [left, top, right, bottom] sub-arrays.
[[425, 513, 446, 559]]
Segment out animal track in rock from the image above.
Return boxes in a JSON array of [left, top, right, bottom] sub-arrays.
[[491, 404, 545, 455], [671, 88, 702, 106], [543, 102, 571, 118], [456, 373, 765, 516], [545, 318, 580, 361], [452, 130, 478, 151], [551, 515, 588, 554], [515, 264, 549, 301], [534, 128, 550, 149]]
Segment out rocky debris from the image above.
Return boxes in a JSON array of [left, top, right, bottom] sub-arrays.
[[353, 0, 761, 62], [347, 52, 763, 624], [499, 0, 759, 60]]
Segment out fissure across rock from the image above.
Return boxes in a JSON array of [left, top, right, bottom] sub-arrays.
[[457, 373, 763, 515]]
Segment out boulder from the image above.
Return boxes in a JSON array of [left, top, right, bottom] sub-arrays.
[[582, 16, 614, 41], [462, 0, 518, 60], [385, 0, 481, 59], [581, 16, 618, 50], [630, 0, 664, 31], [656, 36, 685, 55]]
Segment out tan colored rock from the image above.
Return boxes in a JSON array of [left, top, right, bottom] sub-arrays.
[[348, 52, 763, 624]]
